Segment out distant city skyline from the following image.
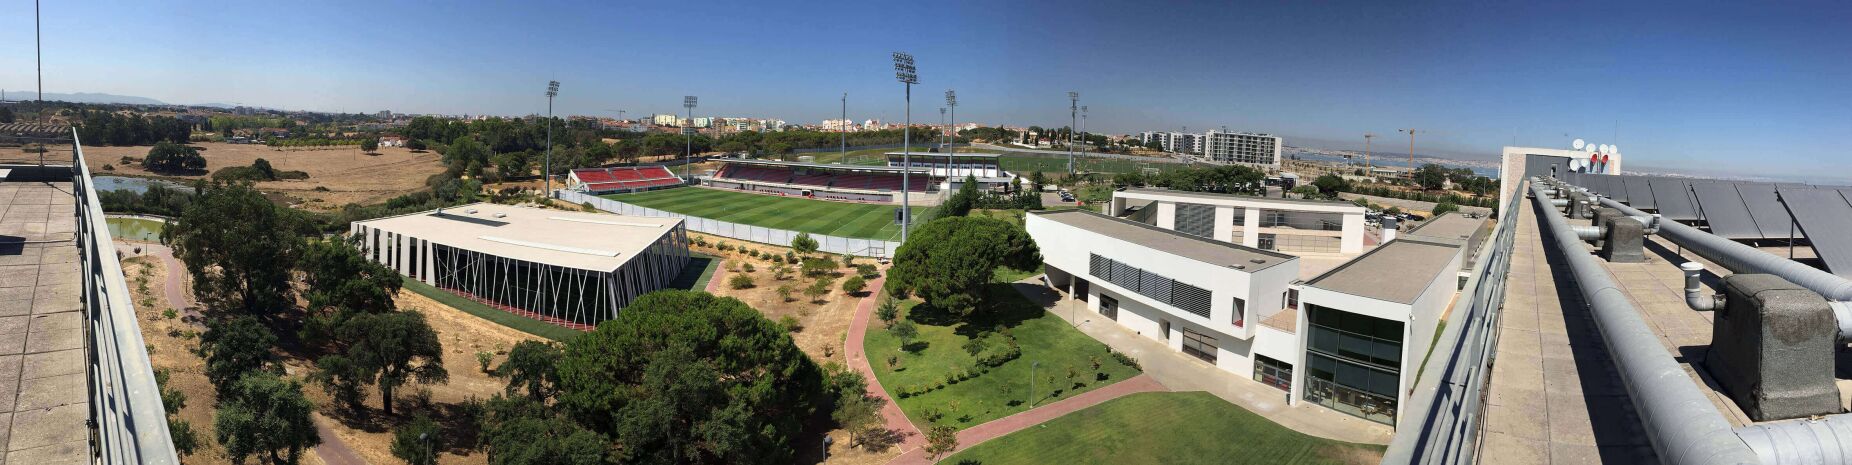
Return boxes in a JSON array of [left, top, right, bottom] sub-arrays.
[[2, 0, 1848, 180]]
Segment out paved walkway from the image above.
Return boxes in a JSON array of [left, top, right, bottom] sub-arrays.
[[888, 374, 1167, 464], [1017, 281, 1395, 445], [0, 181, 90, 464], [841, 276, 925, 455], [1478, 198, 1654, 464]]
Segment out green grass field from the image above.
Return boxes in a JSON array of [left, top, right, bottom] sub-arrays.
[[602, 187, 931, 240], [865, 285, 1141, 431], [944, 391, 1385, 465], [998, 152, 1190, 176]]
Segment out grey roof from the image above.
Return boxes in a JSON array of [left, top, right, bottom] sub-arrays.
[[1120, 187, 1365, 209], [1778, 188, 1852, 278], [1306, 238, 1462, 304], [720, 158, 930, 173], [1029, 209, 1297, 271], [1406, 212, 1487, 244]]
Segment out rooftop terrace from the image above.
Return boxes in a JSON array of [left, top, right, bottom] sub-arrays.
[[0, 179, 92, 464]]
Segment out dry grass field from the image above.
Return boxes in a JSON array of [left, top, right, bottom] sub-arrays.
[[82, 142, 447, 210]]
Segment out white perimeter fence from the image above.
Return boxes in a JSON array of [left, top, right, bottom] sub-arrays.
[[558, 190, 903, 259]]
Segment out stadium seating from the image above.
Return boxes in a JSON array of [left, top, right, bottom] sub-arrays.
[[572, 166, 684, 192], [711, 163, 935, 193]]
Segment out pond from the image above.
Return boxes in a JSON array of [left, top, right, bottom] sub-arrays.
[[106, 217, 166, 242], [93, 176, 194, 194]]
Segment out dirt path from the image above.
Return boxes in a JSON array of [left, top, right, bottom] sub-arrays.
[[311, 415, 368, 465], [842, 276, 926, 455], [888, 374, 1167, 464]]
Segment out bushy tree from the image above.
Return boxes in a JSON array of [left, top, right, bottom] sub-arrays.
[[1414, 163, 1449, 190], [842, 275, 867, 295], [496, 340, 562, 402], [445, 136, 492, 177], [201, 316, 278, 397], [299, 238, 402, 342], [481, 397, 610, 465], [941, 174, 981, 217], [168, 182, 308, 313], [361, 137, 380, 153], [884, 217, 1041, 316], [337, 311, 448, 416], [215, 373, 321, 465], [390, 414, 440, 465], [1312, 173, 1351, 196], [311, 354, 369, 411], [924, 425, 958, 459], [553, 290, 824, 465], [144, 141, 207, 173], [790, 232, 819, 255], [1433, 202, 1460, 216]]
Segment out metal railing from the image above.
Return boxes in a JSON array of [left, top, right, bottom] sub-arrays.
[[557, 190, 902, 258], [71, 129, 181, 464], [1380, 180, 1527, 465]]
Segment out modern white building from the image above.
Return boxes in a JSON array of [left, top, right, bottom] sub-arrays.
[[1106, 188, 1369, 254], [1026, 208, 1466, 427], [652, 114, 680, 127], [1204, 131, 1283, 169], [351, 203, 691, 329]]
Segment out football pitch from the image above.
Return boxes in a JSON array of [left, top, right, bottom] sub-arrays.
[[601, 187, 927, 240]]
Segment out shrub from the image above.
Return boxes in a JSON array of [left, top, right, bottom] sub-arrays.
[[804, 278, 833, 301], [475, 352, 493, 372], [923, 407, 944, 422], [741, 262, 756, 273], [841, 275, 866, 295], [103, 164, 114, 171], [728, 274, 756, 290], [841, 253, 855, 268], [1110, 350, 1141, 370], [776, 285, 795, 302], [856, 264, 878, 278], [961, 333, 990, 356], [779, 315, 803, 332], [771, 255, 785, 265], [163, 308, 178, 320], [876, 299, 900, 327], [773, 267, 791, 281]]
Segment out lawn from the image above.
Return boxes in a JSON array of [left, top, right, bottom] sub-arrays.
[[603, 187, 935, 240], [865, 284, 1141, 431], [944, 392, 1385, 465], [997, 152, 1190, 176]]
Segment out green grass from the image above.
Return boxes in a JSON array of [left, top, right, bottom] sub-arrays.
[[802, 146, 989, 165], [998, 152, 1190, 176], [866, 284, 1141, 431], [603, 187, 935, 241], [404, 253, 720, 342], [944, 391, 1384, 465]]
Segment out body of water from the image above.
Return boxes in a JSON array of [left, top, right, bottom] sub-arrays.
[[93, 176, 194, 194], [106, 217, 165, 242]]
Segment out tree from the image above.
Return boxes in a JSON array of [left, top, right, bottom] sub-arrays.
[[1414, 163, 1449, 190], [336, 311, 448, 416], [1433, 202, 1460, 216], [215, 373, 321, 465], [829, 372, 886, 450], [876, 299, 900, 327], [1312, 173, 1351, 196], [299, 238, 402, 342], [168, 182, 308, 313], [884, 217, 1041, 317], [941, 174, 981, 217], [889, 320, 918, 349], [496, 340, 562, 402], [311, 354, 369, 411], [1029, 171, 1046, 192], [444, 136, 492, 177], [361, 137, 380, 153], [924, 425, 958, 459], [481, 397, 611, 465], [553, 290, 823, 465], [842, 275, 867, 295], [790, 232, 819, 255], [201, 316, 278, 397], [145, 141, 207, 173], [390, 414, 440, 465]]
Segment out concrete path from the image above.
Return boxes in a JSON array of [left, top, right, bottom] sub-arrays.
[[842, 276, 926, 455], [888, 374, 1167, 464], [1015, 280, 1396, 445], [311, 414, 367, 465]]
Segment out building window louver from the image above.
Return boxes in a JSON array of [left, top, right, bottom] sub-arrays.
[[1171, 281, 1212, 318], [1088, 254, 1214, 320], [1090, 253, 1112, 281], [1175, 202, 1216, 238], [1110, 261, 1141, 292]]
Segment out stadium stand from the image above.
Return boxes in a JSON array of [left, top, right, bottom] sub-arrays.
[[706, 159, 937, 203], [569, 166, 685, 194]]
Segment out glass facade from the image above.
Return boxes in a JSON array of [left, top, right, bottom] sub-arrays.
[[1303, 304, 1403, 425], [1181, 327, 1217, 364], [1254, 354, 1292, 391]]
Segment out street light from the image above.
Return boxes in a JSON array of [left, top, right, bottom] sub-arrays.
[[840, 92, 848, 158], [1067, 92, 1078, 176], [946, 90, 957, 177], [419, 432, 430, 465], [938, 107, 946, 151], [684, 95, 699, 179], [1080, 105, 1088, 150], [893, 51, 918, 243], [1030, 361, 1041, 407], [545, 80, 559, 197]]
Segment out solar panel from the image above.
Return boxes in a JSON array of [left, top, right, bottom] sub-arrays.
[[1778, 188, 1852, 278], [1601, 175, 1629, 202], [1735, 183, 1800, 240], [1624, 176, 1657, 209], [1648, 178, 1700, 221], [1691, 183, 1762, 239]]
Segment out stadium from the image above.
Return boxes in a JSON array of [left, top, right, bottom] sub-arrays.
[[705, 158, 942, 204], [351, 202, 691, 329], [565, 165, 686, 194]]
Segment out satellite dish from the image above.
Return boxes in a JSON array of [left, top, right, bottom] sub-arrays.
[[1586, 143, 1597, 153], [1602, 144, 1613, 153], [1572, 139, 1586, 150], [1610, 145, 1619, 155], [1569, 159, 1590, 171]]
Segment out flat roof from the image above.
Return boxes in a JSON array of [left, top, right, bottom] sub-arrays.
[[1305, 238, 1461, 304], [721, 158, 932, 173], [885, 152, 1003, 159], [1029, 209, 1297, 271], [1119, 187, 1367, 210], [353, 203, 682, 272], [1405, 212, 1488, 244]]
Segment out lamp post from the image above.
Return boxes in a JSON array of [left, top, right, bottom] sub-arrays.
[[938, 107, 946, 152], [419, 432, 430, 465], [1030, 361, 1040, 407], [1067, 92, 1078, 176], [840, 92, 847, 158], [684, 96, 698, 179], [945, 90, 956, 177], [893, 52, 918, 243], [545, 81, 559, 197], [1080, 105, 1088, 151]]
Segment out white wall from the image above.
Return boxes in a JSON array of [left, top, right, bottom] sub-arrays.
[[1116, 190, 1367, 254]]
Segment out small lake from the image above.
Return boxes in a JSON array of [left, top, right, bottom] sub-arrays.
[[93, 176, 195, 194], [106, 217, 165, 242]]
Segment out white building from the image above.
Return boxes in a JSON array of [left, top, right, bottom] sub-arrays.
[[1105, 188, 1368, 254], [1204, 131, 1283, 169], [821, 119, 857, 132], [652, 114, 680, 127], [351, 203, 690, 328]]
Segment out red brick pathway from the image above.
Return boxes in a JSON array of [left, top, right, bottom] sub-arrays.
[[886, 374, 1167, 464], [843, 276, 927, 454]]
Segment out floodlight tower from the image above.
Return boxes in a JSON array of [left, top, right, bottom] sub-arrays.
[[893, 52, 918, 242], [840, 93, 848, 157], [1080, 105, 1088, 150], [1399, 128, 1421, 171], [1364, 133, 1376, 173], [684, 96, 698, 179], [545, 81, 559, 197], [939, 107, 947, 151], [1067, 91, 1078, 176], [945, 90, 957, 177]]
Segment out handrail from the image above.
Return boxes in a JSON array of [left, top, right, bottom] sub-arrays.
[[73, 129, 181, 464], [1379, 182, 1526, 464]]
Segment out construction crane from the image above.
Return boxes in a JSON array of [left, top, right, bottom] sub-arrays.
[[1363, 133, 1377, 173], [1398, 129, 1422, 172]]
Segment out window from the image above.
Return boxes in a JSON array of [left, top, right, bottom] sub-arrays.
[[1175, 202, 1216, 238], [1181, 327, 1217, 364], [1254, 355, 1292, 391], [1099, 295, 1118, 320], [1303, 304, 1404, 425], [1232, 297, 1246, 327], [1287, 289, 1299, 311]]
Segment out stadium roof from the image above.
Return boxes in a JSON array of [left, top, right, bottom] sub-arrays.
[[884, 152, 1003, 159], [1305, 238, 1462, 304], [1029, 209, 1297, 271], [352, 202, 682, 272], [718, 158, 931, 173], [1120, 187, 1367, 210]]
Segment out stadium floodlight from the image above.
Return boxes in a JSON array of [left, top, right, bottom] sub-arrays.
[[1068, 92, 1079, 176], [893, 51, 918, 242], [1080, 105, 1088, 149], [938, 107, 947, 151], [945, 89, 957, 177], [684, 96, 698, 178], [840, 93, 848, 157], [545, 80, 560, 197]]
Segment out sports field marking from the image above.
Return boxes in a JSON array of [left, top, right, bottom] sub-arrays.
[[601, 187, 908, 240]]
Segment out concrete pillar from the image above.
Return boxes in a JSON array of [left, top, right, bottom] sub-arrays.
[[1242, 207, 1261, 248], [1156, 202, 1177, 230], [1340, 212, 1364, 254], [1708, 274, 1841, 421], [1213, 206, 1236, 243]]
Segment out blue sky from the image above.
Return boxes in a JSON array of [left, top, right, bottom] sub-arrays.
[[2, 0, 1848, 180]]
